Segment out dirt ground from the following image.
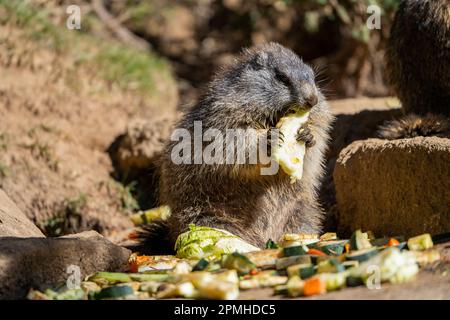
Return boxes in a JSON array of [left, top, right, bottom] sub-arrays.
[[0, 14, 178, 237]]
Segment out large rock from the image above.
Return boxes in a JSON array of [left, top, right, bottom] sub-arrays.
[[0, 231, 131, 299], [0, 189, 44, 238], [334, 137, 450, 237]]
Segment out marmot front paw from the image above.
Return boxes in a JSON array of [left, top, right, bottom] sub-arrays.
[[296, 125, 315, 148]]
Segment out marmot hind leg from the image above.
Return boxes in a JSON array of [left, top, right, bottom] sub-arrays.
[[378, 113, 450, 140]]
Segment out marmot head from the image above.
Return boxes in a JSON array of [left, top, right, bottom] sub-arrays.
[[206, 42, 320, 128]]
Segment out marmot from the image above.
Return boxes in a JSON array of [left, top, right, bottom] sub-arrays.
[[379, 0, 450, 139], [138, 43, 333, 253]]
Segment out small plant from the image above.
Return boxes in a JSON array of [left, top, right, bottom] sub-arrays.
[[0, 162, 9, 178], [21, 140, 59, 171], [0, 133, 8, 152], [39, 193, 88, 237], [117, 181, 140, 212]]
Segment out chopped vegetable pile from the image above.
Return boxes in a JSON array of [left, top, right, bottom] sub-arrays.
[[27, 230, 442, 300]]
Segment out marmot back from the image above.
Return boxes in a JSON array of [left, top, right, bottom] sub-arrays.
[[380, 0, 450, 139]]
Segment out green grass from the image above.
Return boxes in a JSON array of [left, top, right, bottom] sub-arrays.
[[39, 193, 88, 237], [0, 162, 9, 178], [0, 0, 173, 95], [112, 180, 140, 212]]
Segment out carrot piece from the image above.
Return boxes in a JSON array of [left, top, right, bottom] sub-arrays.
[[249, 268, 259, 276], [344, 243, 350, 253], [307, 248, 327, 257], [128, 231, 138, 239], [388, 238, 400, 247], [303, 277, 326, 296], [128, 255, 151, 272]]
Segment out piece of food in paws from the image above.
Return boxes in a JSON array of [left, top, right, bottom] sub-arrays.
[[272, 110, 310, 183]]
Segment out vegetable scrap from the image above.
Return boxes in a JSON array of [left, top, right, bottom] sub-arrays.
[[27, 229, 442, 300], [272, 109, 310, 183]]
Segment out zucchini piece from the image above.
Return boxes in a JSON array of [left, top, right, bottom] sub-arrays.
[[88, 272, 132, 284], [346, 275, 364, 287], [395, 242, 407, 250], [265, 239, 279, 249], [342, 260, 359, 270], [315, 240, 348, 255], [317, 259, 345, 273], [350, 230, 372, 251], [407, 233, 433, 251], [281, 233, 319, 247], [214, 270, 239, 284], [94, 285, 134, 300], [239, 278, 260, 290], [286, 276, 305, 297], [193, 258, 209, 271], [287, 263, 316, 279], [276, 255, 312, 270], [318, 273, 347, 292], [274, 284, 288, 296], [411, 250, 440, 266], [130, 205, 171, 226], [319, 232, 337, 241], [346, 248, 379, 262], [370, 236, 406, 247], [88, 272, 172, 285], [246, 249, 280, 269], [282, 245, 308, 257], [221, 252, 256, 275]]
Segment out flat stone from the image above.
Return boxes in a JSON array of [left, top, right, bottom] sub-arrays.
[[0, 231, 131, 299], [333, 137, 450, 237]]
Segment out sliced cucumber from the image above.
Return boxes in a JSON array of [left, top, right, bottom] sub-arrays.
[[314, 240, 348, 256], [318, 273, 347, 291], [317, 259, 345, 273], [342, 260, 359, 270], [345, 275, 364, 287], [287, 263, 316, 279], [286, 276, 305, 297], [276, 255, 312, 270], [94, 285, 134, 300], [319, 232, 338, 241], [221, 252, 256, 275], [265, 239, 279, 249], [350, 230, 372, 251], [346, 248, 379, 262], [282, 245, 308, 257], [274, 284, 288, 295], [193, 258, 209, 271], [370, 236, 405, 247]]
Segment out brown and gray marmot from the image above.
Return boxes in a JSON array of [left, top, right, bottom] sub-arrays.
[[379, 0, 450, 139], [137, 43, 333, 253]]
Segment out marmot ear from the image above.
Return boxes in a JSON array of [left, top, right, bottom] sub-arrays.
[[249, 51, 271, 70]]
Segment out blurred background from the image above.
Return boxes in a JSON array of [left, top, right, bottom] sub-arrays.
[[0, 0, 401, 239]]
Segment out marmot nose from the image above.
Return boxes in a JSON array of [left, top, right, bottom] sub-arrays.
[[299, 81, 318, 109], [305, 94, 318, 108]]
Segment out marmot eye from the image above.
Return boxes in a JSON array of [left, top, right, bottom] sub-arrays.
[[274, 70, 291, 86]]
